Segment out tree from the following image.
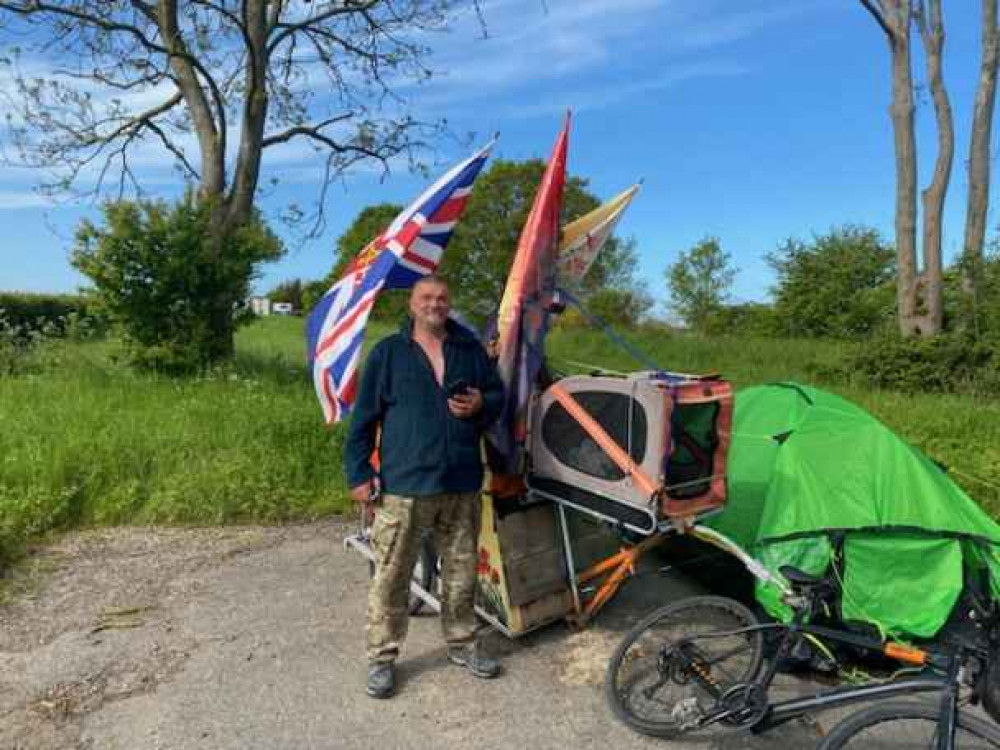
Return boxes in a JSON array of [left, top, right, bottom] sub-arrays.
[[439, 159, 643, 325], [860, 0, 949, 337], [72, 196, 282, 372], [0, 0, 462, 358], [323, 161, 648, 327], [862, 1, 1000, 336], [584, 287, 652, 328], [665, 237, 737, 333], [961, 0, 1000, 308], [766, 226, 896, 338], [327, 203, 404, 283], [914, 0, 952, 336], [325, 202, 409, 321]]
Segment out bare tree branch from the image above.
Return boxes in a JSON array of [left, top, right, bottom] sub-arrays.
[[267, 0, 380, 53], [261, 113, 355, 148], [0, 0, 460, 242], [861, 0, 895, 40], [147, 120, 201, 179], [79, 91, 185, 147]]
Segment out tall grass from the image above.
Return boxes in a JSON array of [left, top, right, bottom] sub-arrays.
[[2, 316, 998, 565], [1, 319, 343, 564]]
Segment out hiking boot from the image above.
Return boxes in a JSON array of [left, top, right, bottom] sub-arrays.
[[447, 643, 501, 679], [366, 662, 395, 699]]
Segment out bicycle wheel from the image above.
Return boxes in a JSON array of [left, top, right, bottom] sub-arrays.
[[819, 702, 1000, 749], [605, 595, 764, 739]]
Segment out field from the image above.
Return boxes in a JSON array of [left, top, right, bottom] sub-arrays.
[[1, 315, 998, 565]]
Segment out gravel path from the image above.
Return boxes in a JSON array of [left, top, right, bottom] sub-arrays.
[[1, 519, 837, 750]]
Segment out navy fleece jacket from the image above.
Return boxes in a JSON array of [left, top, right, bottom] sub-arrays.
[[343, 318, 504, 496]]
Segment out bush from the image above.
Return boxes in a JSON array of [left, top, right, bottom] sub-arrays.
[[0, 294, 106, 377], [704, 302, 781, 337], [0, 292, 103, 338], [72, 197, 283, 374], [849, 330, 1000, 394], [767, 226, 896, 338]]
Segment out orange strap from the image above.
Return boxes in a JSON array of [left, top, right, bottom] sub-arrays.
[[884, 642, 927, 665], [548, 383, 659, 498]]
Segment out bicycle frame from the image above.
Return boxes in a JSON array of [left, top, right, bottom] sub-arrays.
[[669, 603, 979, 750]]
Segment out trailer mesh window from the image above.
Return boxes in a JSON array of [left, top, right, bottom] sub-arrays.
[[540, 391, 647, 481]]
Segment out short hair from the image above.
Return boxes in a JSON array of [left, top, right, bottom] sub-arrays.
[[411, 274, 448, 294]]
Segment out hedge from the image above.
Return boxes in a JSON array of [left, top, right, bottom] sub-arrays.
[[0, 292, 98, 334]]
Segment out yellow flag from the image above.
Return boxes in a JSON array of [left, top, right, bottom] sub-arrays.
[[557, 184, 640, 284]]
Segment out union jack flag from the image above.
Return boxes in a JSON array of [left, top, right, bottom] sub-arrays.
[[306, 140, 494, 423]]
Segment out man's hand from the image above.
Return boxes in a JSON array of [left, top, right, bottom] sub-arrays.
[[350, 481, 375, 505], [448, 387, 483, 419]]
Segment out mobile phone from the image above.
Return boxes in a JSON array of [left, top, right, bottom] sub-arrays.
[[446, 379, 470, 397]]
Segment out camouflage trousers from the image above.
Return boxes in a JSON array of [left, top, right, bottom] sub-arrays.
[[366, 492, 481, 664]]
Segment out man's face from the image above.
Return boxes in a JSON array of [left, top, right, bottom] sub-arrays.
[[409, 281, 450, 330]]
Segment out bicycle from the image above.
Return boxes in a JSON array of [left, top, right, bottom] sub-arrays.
[[605, 565, 1000, 748]]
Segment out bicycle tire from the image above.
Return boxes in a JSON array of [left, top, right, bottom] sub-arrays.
[[819, 701, 1000, 749], [367, 533, 438, 616], [605, 594, 764, 739]]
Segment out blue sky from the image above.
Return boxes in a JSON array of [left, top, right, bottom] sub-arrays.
[[0, 0, 994, 314]]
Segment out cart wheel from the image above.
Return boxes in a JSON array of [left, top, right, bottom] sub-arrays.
[[367, 531, 439, 616]]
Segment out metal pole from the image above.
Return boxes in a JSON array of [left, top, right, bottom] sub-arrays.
[[556, 502, 582, 615]]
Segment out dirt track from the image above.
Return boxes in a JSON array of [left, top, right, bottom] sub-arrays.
[[0, 519, 835, 749]]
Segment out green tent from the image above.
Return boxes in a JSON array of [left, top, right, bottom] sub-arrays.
[[708, 383, 1000, 639]]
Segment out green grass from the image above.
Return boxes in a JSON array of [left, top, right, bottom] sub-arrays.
[[2, 316, 998, 566], [0, 318, 348, 564]]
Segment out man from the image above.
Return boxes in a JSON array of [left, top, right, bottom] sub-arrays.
[[344, 275, 505, 699]]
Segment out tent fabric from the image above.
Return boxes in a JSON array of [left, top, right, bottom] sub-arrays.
[[709, 383, 1000, 638], [841, 534, 963, 638]]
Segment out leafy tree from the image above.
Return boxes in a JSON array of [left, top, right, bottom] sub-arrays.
[[557, 287, 653, 330], [301, 279, 331, 317], [328, 204, 405, 282], [0, 0, 465, 359], [766, 226, 896, 338], [324, 203, 410, 321], [72, 197, 282, 372], [665, 237, 737, 332], [323, 161, 647, 328], [958, 246, 1000, 342], [440, 159, 643, 325], [585, 286, 653, 328]]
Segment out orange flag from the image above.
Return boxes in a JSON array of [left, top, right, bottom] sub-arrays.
[[489, 113, 570, 473]]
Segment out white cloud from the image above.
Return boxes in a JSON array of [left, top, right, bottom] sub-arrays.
[[398, 0, 809, 118], [494, 60, 752, 120], [669, 3, 816, 52]]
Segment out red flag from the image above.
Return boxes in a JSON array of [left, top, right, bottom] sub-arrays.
[[490, 112, 570, 472]]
